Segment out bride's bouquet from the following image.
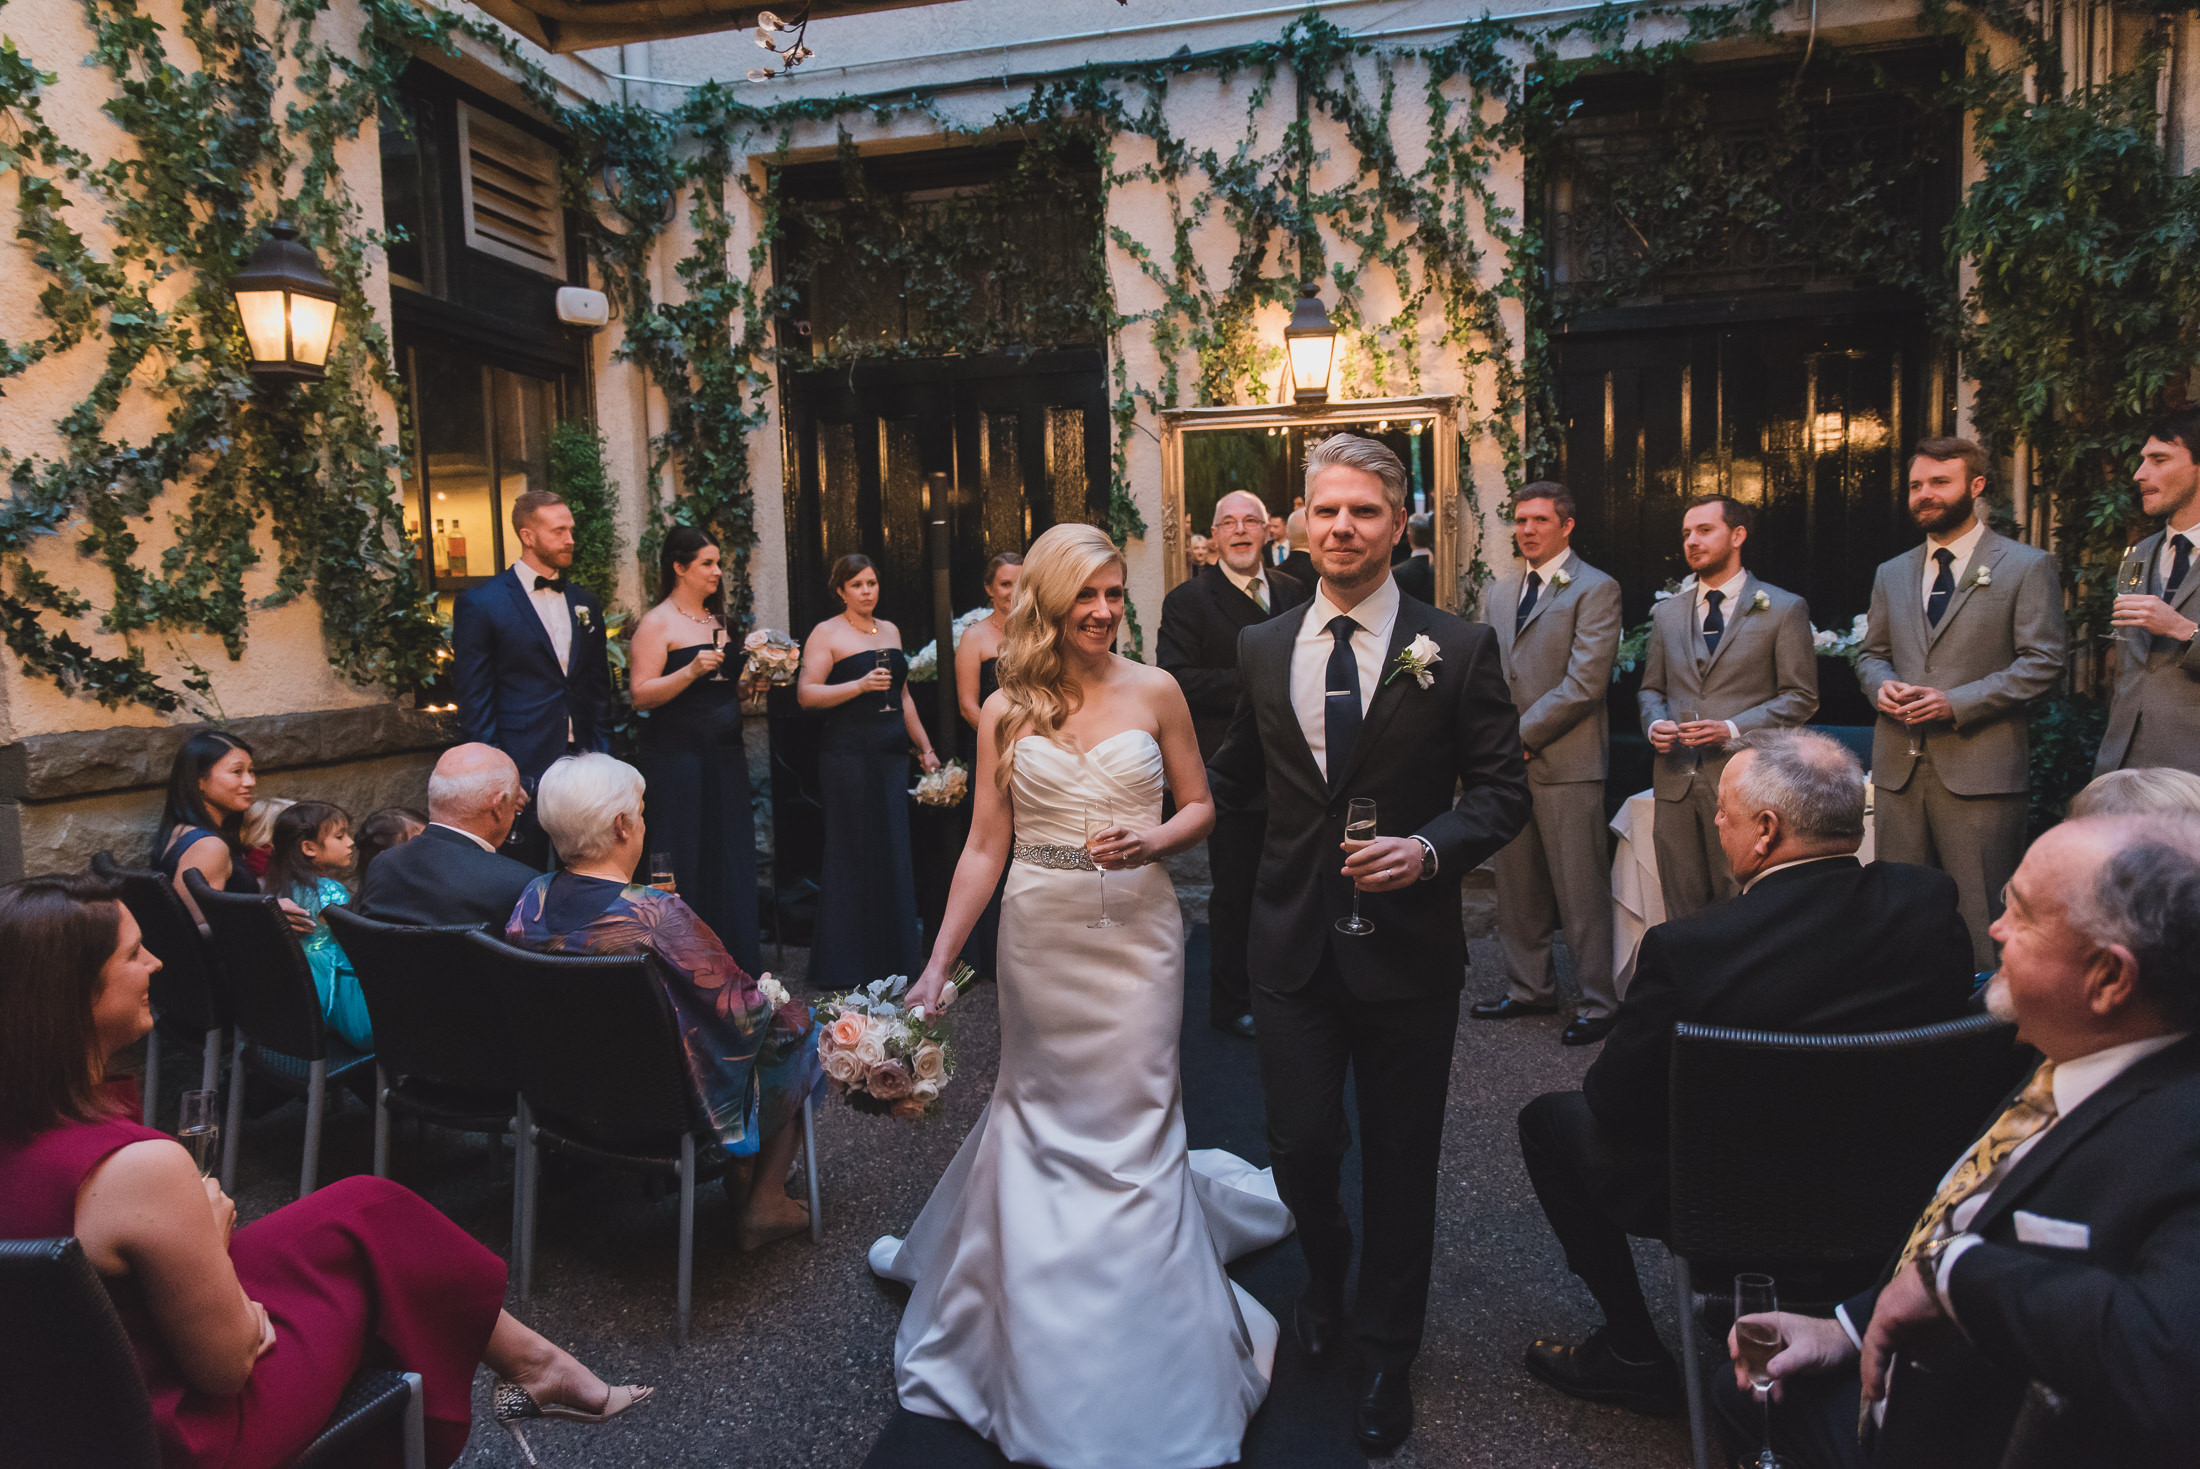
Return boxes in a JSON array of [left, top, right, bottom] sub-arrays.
[[909, 758, 970, 808], [816, 966, 970, 1120]]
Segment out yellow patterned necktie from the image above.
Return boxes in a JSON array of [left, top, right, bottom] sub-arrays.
[[1861, 1061, 2058, 1439]]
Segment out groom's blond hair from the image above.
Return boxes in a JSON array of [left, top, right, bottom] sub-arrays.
[[1306, 433, 1408, 510], [992, 523, 1127, 787]]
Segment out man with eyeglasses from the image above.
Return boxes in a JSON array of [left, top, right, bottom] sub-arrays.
[[1160, 490, 1313, 1036]]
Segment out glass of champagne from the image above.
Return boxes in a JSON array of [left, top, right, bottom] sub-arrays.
[[1337, 797, 1378, 936], [1734, 1272, 1784, 1468], [649, 852, 677, 894], [877, 648, 899, 714], [177, 1089, 220, 1177], [1085, 803, 1121, 930], [1675, 708, 1702, 770], [709, 619, 728, 682]]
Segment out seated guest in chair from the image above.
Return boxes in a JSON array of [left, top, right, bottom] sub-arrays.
[[1722, 814, 2200, 1469], [2066, 764, 2200, 820], [504, 752, 824, 1252], [353, 805, 426, 889], [1516, 728, 1976, 1414], [260, 801, 373, 1051], [0, 871, 649, 1469], [357, 744, 540, 930]]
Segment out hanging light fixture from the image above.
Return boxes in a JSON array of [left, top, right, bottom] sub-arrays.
[[230, 220, 340, 384], [1284, 281, 1338, 404]]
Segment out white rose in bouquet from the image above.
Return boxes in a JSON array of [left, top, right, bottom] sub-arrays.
[[822, 1048, 864, 1086], [852, 1023, 889, 1069], [911, 1042, 948, 1083], [912, 1077, 942, 1102]]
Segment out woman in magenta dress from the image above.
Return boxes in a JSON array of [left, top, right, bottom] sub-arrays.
[[0, 872, 649, 1469]]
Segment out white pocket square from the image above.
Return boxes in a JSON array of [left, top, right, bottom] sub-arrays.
[[2013, 1211, 2090, 1251]]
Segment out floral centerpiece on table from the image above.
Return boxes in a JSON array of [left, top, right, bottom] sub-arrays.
[[816, 966, 970, 1120], [911, 758, 970, 807], [906, 606, 995, 683]]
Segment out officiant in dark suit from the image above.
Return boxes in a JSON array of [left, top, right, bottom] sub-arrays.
[[1208, 434, 1527, 1454], [450, 490, 615, 869], [1159, 490, 1310, 1036]]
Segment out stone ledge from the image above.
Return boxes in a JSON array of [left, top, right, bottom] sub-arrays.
[[0, 704, 460, 803]]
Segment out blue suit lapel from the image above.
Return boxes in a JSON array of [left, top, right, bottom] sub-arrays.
[[501, 569, 567, 676]]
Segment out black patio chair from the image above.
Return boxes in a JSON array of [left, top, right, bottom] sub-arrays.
[[186, 871, 373, 1199], [0, 1236, 424, 1469], [469, 931, 821, 1347], [91, 850, 230, 1130], [1664, 1013, 2026, 1469]]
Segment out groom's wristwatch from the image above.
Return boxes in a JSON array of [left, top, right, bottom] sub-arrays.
[[1411, 836, 1437, 881]]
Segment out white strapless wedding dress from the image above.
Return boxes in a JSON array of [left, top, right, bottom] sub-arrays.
[[869, 730, 1294, 1469]]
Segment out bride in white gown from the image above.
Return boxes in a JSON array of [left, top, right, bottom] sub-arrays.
[[874, 523, 1294, 1469]]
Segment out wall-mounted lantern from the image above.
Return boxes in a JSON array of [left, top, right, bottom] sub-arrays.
[[1284, 281, 1338, 404], [230, 221, 340, 384]]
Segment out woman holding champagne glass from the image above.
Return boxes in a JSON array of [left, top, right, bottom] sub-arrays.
[[799, 554, 939, 991], [630, 526, 766, 971]]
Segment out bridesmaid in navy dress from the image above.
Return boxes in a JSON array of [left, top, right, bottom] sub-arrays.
[[629, 526, 764, 972], [953, 552, 1021, 978], [799, 554, 940, 990]]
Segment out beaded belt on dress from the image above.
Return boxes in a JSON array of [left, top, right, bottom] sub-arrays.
[[1014, 841, 1096, 871]]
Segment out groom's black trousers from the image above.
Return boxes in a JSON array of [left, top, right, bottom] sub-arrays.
[[1252, 946, 1460, 1373]]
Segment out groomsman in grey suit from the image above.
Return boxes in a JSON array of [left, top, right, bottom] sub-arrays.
[[1472, 484, 1625, 1046], [1638, 495, 1818, 921], [2096, 409, 2200, 777], [1861, 435, 2067, 969]]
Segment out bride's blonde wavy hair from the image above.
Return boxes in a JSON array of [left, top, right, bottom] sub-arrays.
[[992, 523, 1126, 786]]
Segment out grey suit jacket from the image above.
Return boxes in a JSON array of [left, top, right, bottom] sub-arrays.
[[1636, 573, 1819, 800], [2095, 529, 2200, 774], [1859, 527, 2067, 795], [1493, 558, 1622, 785]]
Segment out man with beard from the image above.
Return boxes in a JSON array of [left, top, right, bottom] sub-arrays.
[[2095, 408, 2200, 777], [1159, 490, 1312, 1034], [1861, 438, 2067, 969]]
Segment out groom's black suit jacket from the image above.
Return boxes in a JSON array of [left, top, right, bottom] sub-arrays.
[[1207, 589, 1528, 1001]]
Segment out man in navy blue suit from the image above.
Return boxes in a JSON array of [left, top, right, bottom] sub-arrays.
[[450, 489, 614, 868]]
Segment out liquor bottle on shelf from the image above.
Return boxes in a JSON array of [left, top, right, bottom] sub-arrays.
[[433, 519, 449, 576], [446, 519, 469, 578]]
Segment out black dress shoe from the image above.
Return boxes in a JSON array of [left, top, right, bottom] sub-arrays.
[[1561, 1014, 1618, 1046], [1469, 996, 1559, 1021], [1355, 1368, 1413, 1454], [1293, 1300, 1340, 1359], [1522, 1327, 1683, 1416]]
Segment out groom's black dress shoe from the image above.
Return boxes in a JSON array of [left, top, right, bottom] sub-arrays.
[[1469, 996, 1557, 1021], [1522, 1327, 1683, 1416], [1561, 1014, 1618, 1047], [1293, 1301, 1341, 1360], [1355, 1369, 1413, 1454]]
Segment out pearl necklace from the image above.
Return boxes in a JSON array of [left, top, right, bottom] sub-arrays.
[[671, 599, 718, 630]]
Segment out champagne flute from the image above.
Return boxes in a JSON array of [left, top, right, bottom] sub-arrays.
[[1084, 803, 1121, 930], [1676, 708, 1703, 771], [877, 648, 899, 715], [1337, 797, 1378, 936], [709, 619, 728, 682], [649, 852, 677, 894], [177, 1089, 220, 1177], [1734, 1272, 1784, 1468]]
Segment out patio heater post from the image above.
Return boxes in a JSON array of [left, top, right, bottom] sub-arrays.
[[926, 492, 959, 886]]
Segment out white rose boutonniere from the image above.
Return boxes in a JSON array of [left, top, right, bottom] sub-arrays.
[[756, 974, 791, 1008], [1387, 632, 1443, 689], [1547, 568, 1573, 592], [574, 604, 595, 632], [1970, 567, 1991, 589], [1750, 590, 1770, 613]]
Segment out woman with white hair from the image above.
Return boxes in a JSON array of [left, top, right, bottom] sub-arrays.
[[868, 523, 1295, 1468], [504, 753, 821, 1250]]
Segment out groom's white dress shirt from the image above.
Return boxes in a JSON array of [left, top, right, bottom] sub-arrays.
[[1290, 573, 1398, 781]]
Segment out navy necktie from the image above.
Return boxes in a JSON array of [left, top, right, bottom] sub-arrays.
[[1324, 615, 1363, 780], [1516, 571, 1542, 634], [2167, 534, 2191, 598], [1927, 548, 1956, 627], [1702, 589, 1726, 655]]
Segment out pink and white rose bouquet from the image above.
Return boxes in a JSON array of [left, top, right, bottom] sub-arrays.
[[815, 967, 968, 1120]]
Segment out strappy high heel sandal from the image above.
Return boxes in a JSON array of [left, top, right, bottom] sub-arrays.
[[492, 1379, 653, 1465]]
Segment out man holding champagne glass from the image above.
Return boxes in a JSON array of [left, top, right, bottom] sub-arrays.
[[2095, 409, 2200, 778]]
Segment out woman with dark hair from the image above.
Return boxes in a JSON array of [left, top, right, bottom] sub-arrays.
[[626, 525, 764, 969], [797, 553, 938, 989], [155, 731, 260, 906], [0, 872, 650, 1468], [354, 806, 426, 889]]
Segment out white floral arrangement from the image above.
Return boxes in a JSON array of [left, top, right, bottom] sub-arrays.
[[1970, 567, 1992, 589], [1547, 567, 1573, 591], [1811, 613, 1871, 671], [816, 968, 971, 1120], [910, 758, 970, 807], [906, 606, 996, 683], [1386, 632, 1443, 689], [1749, 589, 1770, 612], [742, 628, 803, 685]]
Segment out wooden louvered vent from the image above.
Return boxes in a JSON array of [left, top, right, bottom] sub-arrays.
[[457, 103, 566, 277]]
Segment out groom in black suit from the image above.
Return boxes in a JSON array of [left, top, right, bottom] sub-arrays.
[[450, 489, 614, 868], [1209, 434, 1529, 1453]]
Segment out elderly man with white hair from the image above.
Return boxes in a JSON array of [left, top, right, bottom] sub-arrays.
[[1721, 813, 2200, 1469], [1516, 728, 1976, 1416], [357, 742, 542, 929], [504, 752, 822, 1251]]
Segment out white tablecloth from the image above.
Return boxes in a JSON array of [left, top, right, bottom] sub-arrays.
[[1609, 787, 1875, 994]]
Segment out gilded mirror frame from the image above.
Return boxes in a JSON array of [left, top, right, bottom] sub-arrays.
[[1158, 395, 1464, 612]]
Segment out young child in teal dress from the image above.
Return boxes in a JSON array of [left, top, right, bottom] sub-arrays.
[[262, 801, 372, 1049]]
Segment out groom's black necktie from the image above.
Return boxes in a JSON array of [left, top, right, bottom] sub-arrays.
[[1325, 615, 1363, 780]]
